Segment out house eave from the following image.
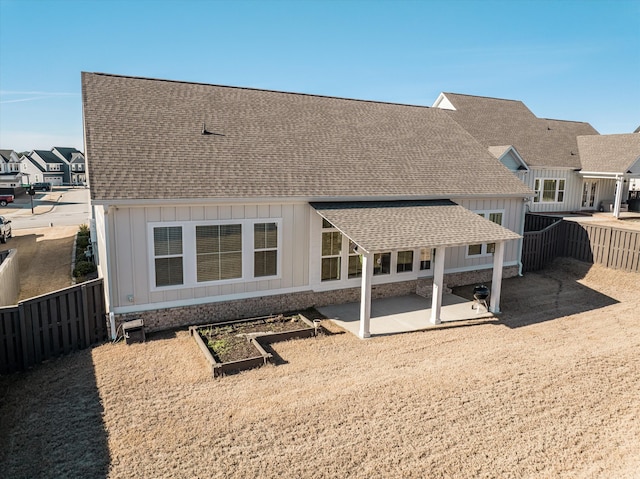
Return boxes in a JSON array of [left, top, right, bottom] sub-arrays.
[[90, 192, 533, 208]]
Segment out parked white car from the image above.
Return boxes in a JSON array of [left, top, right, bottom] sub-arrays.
[[0, 215, 12, 243]]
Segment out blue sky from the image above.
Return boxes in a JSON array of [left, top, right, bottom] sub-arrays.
[[1, 0, 639, 152]]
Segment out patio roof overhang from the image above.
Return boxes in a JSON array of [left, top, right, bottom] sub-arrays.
[[310, 200, 521, 254]]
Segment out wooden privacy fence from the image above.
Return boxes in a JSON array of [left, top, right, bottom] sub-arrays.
[[0, 278, 107, 374], [523, 214, 640, 273]]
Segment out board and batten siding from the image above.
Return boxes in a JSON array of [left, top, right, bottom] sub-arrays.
[[447, 197, 523, 272], [523, 168, 582, 213], [108, 202, 310, 310]]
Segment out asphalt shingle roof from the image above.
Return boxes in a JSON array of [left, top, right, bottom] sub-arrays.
[[441, 93, 599, 169], [82, 73, 533, 202], [311, 200, 521, 253], [33, 150, 65, 164], [577, 133, 640, 173]]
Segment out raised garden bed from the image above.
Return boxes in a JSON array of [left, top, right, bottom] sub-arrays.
[[190, 313, 319, 377]]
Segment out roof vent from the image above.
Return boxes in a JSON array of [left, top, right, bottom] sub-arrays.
[[570, 151, 577, 155], [201, 122, 212, 135], [547, 126, 552, 130]]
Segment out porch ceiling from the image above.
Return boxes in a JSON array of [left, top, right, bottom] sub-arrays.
[[310, 200, 521, 254]]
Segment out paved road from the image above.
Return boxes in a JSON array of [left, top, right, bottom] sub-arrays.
[[1, 187, 91, 230]]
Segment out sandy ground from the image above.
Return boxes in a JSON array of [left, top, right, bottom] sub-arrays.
[[1, 258, 639, 478], [7, 225, 77, 301]]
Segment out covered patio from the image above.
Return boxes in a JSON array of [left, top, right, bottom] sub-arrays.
[[311, 200, 522, 339], [318, 293, 496, 337]]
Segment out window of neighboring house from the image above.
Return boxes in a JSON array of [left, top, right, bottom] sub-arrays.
[[153, 226, 183, 286], [534, 178, 565, 203], [419, 248, 433, 270], [321, 219, 342, 281], [468, 211, 504, 256], [396, 250, 413, 273], [373, 252, 391, 275], [196, 224, 242, 282], [348, 240, 362, 278], [254, 222, 278, 277]]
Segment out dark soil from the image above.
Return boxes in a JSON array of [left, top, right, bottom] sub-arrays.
[[198, 314, 313, 363]]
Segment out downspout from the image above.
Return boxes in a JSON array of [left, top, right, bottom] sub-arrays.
[[103, 205, 116, 339]]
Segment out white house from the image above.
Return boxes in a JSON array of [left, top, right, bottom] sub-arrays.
[[432, 93, 640, 217], [0, 149, 24, 188], [21, 150, 68, 185], [82, 73, 532, 338]]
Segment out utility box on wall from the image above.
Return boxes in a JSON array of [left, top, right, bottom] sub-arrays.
[[122, 318, 145, 344]]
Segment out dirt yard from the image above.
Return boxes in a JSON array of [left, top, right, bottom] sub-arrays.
[[1, 258, 639, 478], [9, 225, 77, 301]]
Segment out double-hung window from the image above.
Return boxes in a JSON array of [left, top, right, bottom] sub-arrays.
[[321, 219, 342, 281], [254, 222, 278, 277], [396, 250, 413, 273], [196, 224, 242, 282], [348, 240, 362, 278], [468, 211, 504, 257], [419, 248, 433, 271], [153, 226, 184, 286], [534, 178, 565, 203]]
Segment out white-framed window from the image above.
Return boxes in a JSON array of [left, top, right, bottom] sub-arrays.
[[373, 252, 391, 275], [396, 250, 413, 273], [467, 211, 504, 257], [196, 224, 243, 282], [254, 222, 278, 277], [348, 240, 362, 279], [321, 219, 342, 281], [149, 219, 281, 290], [419, 248, 433, 271], [534, 178, 565, 203], [153, 226, 184, 287]]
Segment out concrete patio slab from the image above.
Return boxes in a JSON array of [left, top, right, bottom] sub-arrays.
[[318, 293, 496, 338]]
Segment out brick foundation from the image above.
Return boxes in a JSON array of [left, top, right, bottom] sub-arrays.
[[116, 265, 520, 332]]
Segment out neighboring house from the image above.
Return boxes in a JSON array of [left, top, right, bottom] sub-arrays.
[[82, 72, 532, 338], [22, 150, 69, 185], [52, 147, 87, 185], [432, 93, 640, 217], [0, 149, 24, 187], [576, 133, 640, 216]]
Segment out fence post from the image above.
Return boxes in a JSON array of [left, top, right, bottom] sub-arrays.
[[18, 302, 29, 371], [81, 284, 90, 347], [604, 227, 613, 269]]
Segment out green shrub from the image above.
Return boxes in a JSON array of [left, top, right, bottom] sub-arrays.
[[78, 224, 90, 236], [76, 235, 90, 249], [73, 260, 97, 278]]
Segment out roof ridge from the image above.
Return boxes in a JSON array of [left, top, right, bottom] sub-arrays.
[[84, 71, 433, 110], [543, 117, 595, 126], [443, 92, 524, 104]]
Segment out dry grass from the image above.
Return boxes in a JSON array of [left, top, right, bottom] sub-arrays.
[[1, 258, 640, 478], [10, 225, 77, 300]]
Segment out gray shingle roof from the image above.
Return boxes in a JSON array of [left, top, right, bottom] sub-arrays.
[[0, 150, 12, 162], [33, 150, 65, 164], [81, 73, 532, 202], [441, 93, 599, 169], [311, 200, 521, 253], [577, 133, 640, 173]]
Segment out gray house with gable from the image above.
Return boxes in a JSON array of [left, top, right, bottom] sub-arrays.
[[82, 73, 532, 338]]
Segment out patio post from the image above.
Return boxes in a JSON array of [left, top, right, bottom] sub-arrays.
[[359, 252, 373, 338], [430, 247, 446, 324], [613, 176, 624, 219], [490, 241, 505, 313]]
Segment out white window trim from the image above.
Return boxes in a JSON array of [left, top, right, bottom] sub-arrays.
[[465, 210, 505, 259], [534, 178, 566, 204], [148, 218, 282, 292], [321, 222, 343, 282]]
